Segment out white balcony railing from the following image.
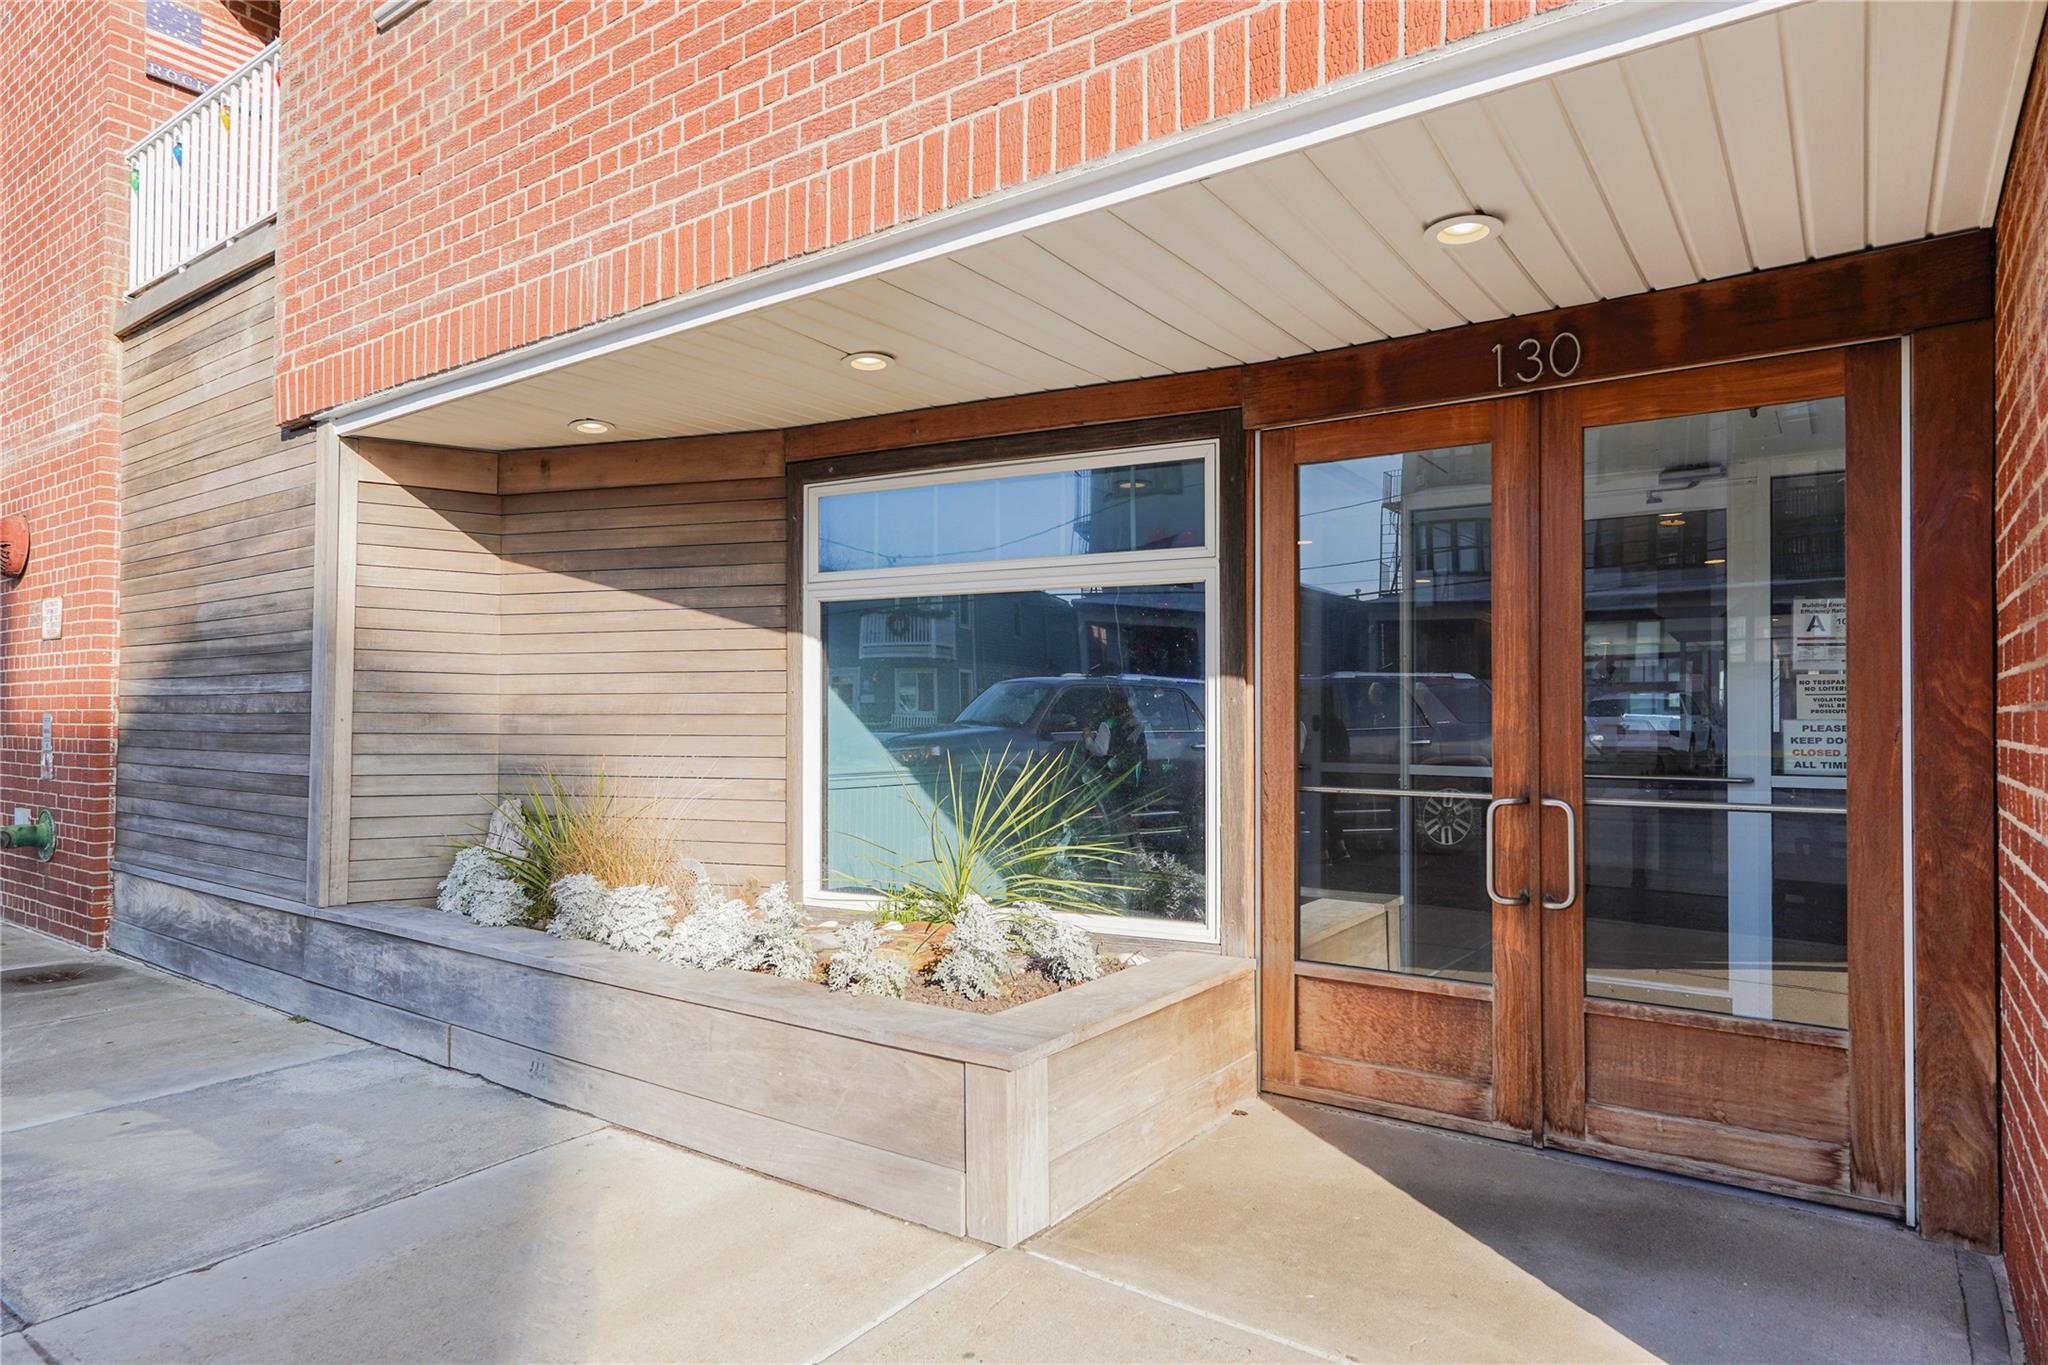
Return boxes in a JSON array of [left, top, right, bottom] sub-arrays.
[[858, 612, 958, 659], [126, 42, 281, 294]]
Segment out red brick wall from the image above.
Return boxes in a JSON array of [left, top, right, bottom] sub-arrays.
[[1996, 25, 2048, 1362], [0, 5, 225, 946], [275, 0, 1566, 424]]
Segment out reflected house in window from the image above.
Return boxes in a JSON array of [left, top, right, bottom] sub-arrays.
[[1080, 459, 1201, 553], [1071, 585, 1205, 679], [834, 592, 1082, 729], [1297, 458, 1494, 684]]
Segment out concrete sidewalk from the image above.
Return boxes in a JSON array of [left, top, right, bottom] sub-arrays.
[[0, 921, 2015, 1364]]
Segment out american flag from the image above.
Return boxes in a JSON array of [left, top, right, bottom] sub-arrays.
[[144, 0, 267, 96]]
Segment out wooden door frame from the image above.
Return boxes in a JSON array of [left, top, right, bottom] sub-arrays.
[[1532, 348, 1905, 1215], [1250, 314, 1994, 1245], [1257, 396, 1542, 1142]]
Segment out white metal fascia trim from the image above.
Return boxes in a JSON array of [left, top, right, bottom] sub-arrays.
[[329, 0, 1805, 437], [372, 0, 431, 33]]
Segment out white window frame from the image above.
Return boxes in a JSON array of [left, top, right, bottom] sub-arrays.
[[801, 439, 1222, 944]]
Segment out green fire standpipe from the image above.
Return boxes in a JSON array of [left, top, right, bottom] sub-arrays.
[[1, 810, 56, 862]]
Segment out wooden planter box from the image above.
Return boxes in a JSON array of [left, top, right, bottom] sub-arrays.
[[111, 871, 1255, 1245]]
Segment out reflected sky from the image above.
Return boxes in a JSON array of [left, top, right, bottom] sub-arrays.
[[1298, 446, 1490, 602], [818, 457, 1203, 572]]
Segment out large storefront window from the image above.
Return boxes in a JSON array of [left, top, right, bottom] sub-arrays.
[[804, 444, 1219, 938]]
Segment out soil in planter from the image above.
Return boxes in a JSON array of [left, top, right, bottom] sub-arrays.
[[904, 972, 1062, 1014], [899, 958, 1126, 1015]]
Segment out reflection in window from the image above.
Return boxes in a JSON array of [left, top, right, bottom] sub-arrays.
[[807, 441, 1219, 937], [1294, 445, 1495, 984], [817, 456, 1205, 572], [821, 587, 1208, 923], [1581, 398, 1850, 1028]]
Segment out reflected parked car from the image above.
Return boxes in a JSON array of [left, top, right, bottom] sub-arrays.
[[1297, 672, 1493, 854], [1583, 689, 1720, 773], [877, 674, 1206, 846]]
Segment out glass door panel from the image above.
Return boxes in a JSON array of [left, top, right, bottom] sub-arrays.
[[1260, 398, 1540, 1141], [1261, 349, 1902, 1210], [1537, 350, 1904, 1213], [1296, 444, 1496, 983], [1580, 398, 1849, 1028]]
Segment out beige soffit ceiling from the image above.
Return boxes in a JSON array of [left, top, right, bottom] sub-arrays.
[[342, 0, 2045, 450]]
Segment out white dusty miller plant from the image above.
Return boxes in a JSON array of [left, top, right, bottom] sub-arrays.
[[1007, 902, 1102, 985], [438, 847, 532, 927], [599, 884, 682, 956], [545, 873, 683, 956], [659, 882, 817, 979], [662, 888, 759, 970], [929, 896, 1017, 999], [741, 882, 817, 981], [546, 873, 610, 942], [826, 920, 910, 998]]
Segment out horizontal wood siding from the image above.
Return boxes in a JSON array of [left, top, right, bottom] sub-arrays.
[[117, 265, 316, 900], [496, 455, 788, 887], [348, 451, 502, 904]]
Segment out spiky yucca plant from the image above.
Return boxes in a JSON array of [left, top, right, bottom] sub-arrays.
[[851, 745, 1132, 922]]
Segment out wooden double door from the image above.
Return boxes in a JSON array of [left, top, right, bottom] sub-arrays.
[[1258, 348, 1906, 1214]]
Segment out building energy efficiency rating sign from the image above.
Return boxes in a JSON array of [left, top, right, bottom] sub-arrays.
[[1794, 597, 1847, 666], [1787, 596, 1847, 775]]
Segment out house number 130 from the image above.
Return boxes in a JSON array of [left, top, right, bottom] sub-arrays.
[[1491, 332, 1583, 387]]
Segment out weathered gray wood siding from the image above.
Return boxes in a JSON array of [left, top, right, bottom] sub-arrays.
[[348, 446, 502, 904], [117, 264, 317, 900], [494, 437, 788, 887]]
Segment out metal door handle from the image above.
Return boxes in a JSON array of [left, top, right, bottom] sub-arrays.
[[1484, 796, 1528, 907], [1541, 796, 1578, 911]]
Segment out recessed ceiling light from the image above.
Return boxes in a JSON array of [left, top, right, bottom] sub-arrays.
[[1659, 515, 1687, 527], [843, 351, 894, 372], [1426, 212, 1504, 247], [1704, 557, 1727, 566], [568, 417, 613, 435]]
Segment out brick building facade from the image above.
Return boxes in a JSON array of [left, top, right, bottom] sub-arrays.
[[1996, 27, 2048, 1357], [4, 5, 2048, 1357], [273, 0, 1558, 424], [0, 4, 197, 944]]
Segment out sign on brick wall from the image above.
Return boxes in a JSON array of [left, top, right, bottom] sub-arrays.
[[144, 0, 265, 94]]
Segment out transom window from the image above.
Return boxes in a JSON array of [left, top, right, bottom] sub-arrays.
[[802, 442, 1220, 940]]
